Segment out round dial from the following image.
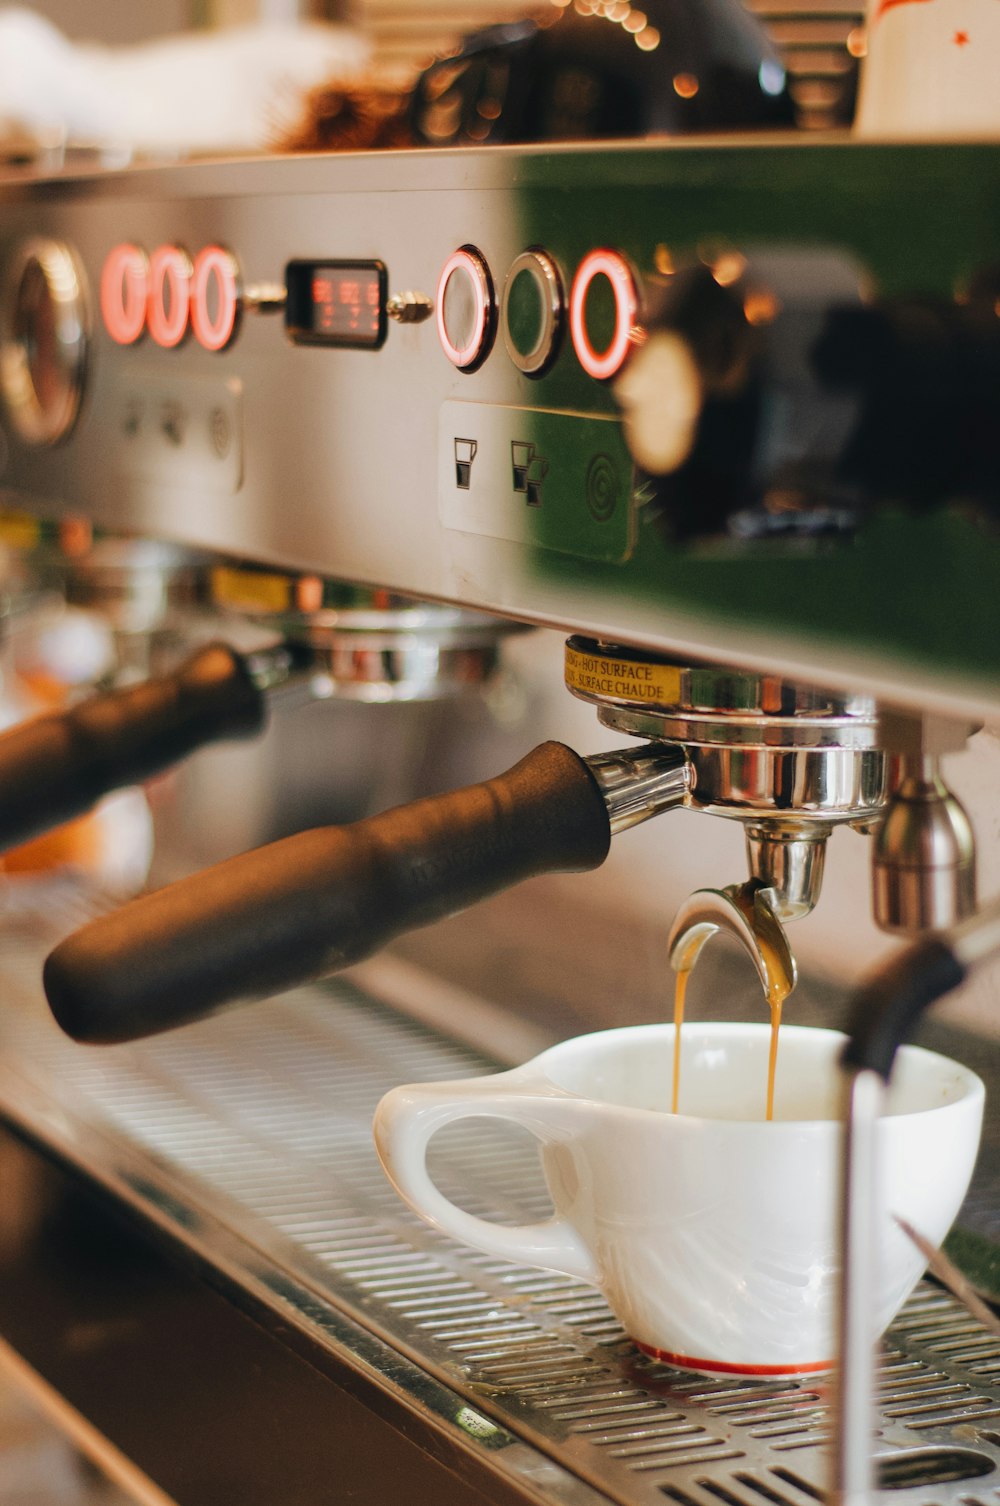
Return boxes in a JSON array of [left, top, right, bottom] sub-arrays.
[[0, 238, 90, 447]]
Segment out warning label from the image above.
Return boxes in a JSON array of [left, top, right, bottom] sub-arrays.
[[564, 644, 681, 705]]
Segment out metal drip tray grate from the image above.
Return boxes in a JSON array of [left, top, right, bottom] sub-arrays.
[[2, 930, 1000, 1506]]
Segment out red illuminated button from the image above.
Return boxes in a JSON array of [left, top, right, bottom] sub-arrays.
[[191, 246, 240, 352], [100, 243, 148, 345], [570, 249, 640, 381], [436, 247, 495, 372], [147, 244, 192, 349]]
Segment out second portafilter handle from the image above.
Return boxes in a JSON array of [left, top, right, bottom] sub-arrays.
[[0, 640, 288, 853]]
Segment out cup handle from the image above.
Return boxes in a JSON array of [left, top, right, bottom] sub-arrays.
[[374, 1076, 601, 1285]]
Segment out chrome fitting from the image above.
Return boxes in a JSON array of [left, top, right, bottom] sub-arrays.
[[873, 713, 977, 935], [744, 823, 831, 921], [585, 743, 691, 834]]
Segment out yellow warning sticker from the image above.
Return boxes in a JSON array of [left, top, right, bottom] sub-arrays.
[[0, 511, 41, 551], [564, 643, 681, 705], [211, 565, 292, 614]]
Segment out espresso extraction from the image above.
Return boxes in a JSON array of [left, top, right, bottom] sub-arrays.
[[0, 106, 998, 1506]]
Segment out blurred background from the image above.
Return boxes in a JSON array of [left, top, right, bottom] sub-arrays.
[[26, 0, 864, 129]]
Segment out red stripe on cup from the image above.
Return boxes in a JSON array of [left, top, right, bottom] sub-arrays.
[[634, 1340, 833, 1376]]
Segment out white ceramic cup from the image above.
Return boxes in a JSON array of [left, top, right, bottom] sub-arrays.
[[374, 1022, 984, 1377]]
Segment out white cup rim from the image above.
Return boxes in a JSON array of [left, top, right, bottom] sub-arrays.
[[525, 1020, 984, 1130]]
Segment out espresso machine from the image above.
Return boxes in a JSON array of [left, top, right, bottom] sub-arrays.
[[0, 139, 999, 1506]]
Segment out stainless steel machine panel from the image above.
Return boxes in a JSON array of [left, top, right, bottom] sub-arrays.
[[1, 142, 999, 718]]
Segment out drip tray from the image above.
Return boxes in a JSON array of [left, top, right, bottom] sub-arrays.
[[2, 924, 1000, 1506]]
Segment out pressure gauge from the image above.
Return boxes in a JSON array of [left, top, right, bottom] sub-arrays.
[[0, 238, 89, 447]]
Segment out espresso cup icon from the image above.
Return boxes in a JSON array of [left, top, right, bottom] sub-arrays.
[[454, 438, 477, 489]]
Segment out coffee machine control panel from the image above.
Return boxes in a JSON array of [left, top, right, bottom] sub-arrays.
[[1, 141, 999, 716]]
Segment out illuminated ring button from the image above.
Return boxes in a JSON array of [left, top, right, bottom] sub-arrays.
[[501, 250, 564, 377], [147, 244, 192, 349], [100, 243, 148, 345], [570, 249, 639, 381], [191, 245, 240, 352], [436, 247, 495, 372]]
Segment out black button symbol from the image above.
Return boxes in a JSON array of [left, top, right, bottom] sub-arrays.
[[160, 400, 187, 447], [122, 398, 143, 439]]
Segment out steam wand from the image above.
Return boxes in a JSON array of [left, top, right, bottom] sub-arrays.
[[833, 900, 1000, 1506]]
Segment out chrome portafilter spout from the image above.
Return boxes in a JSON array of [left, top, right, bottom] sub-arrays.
[[667, 882, 797, 1000], [744, 823, 829, 922]]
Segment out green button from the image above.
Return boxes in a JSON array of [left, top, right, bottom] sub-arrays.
[[501, 250, 563, 376], [506, 266, 544, 360]]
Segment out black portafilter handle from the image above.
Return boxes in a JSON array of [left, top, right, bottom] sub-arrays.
[[43, 742, 613, 1045], [0, 642, 266, 854]]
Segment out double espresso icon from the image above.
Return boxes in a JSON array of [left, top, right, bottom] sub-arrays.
[[511, 441, 549, 506]]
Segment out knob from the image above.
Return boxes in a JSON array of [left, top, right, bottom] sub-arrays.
[[0, 238, 89, 446], [386, 290, 433, 325]]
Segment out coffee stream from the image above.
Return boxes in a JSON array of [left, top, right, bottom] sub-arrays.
[[671, 881, 795, 1120]]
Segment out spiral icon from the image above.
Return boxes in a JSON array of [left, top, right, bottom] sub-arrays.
[[586, 453, 619, 522]]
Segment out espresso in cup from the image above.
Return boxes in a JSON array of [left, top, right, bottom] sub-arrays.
[[374, 1023, 983, 1376]]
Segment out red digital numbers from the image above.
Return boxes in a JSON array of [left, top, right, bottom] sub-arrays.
[[101, 242, 241, 352], [308, 268, 380, 340]]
